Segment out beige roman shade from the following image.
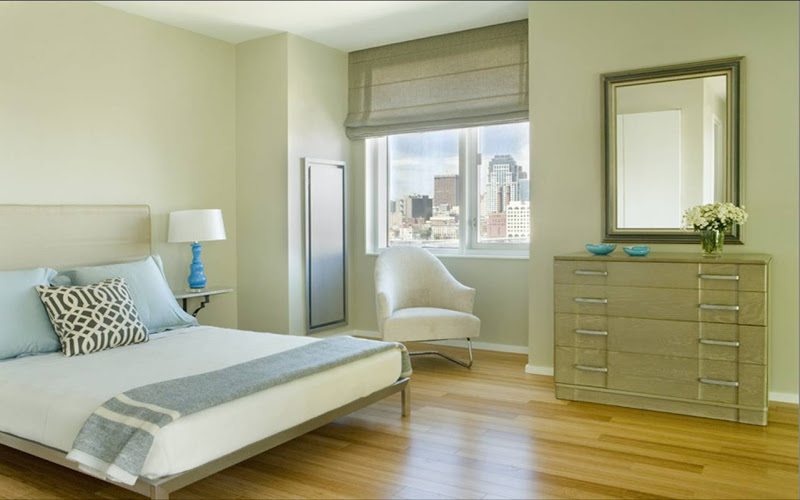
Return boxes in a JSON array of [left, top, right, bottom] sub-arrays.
[[345, 20, 528, 139]]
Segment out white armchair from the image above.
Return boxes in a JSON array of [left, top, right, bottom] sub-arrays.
[[374, 247, 480, 368]]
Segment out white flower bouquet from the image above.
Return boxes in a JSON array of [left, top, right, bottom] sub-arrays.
[[682, 202, 748, 256], [682, 202, 748, 231]]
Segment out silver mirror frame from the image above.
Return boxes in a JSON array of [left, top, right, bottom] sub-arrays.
[[602, 57, 743, 244]]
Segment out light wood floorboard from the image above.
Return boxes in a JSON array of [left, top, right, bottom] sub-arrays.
[[0, 343, 796, 499]]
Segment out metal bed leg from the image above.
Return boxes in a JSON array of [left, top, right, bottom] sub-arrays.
[[150, 485, 169, 500], [409, 338, 473, 368], [401, 384, 411, 417]]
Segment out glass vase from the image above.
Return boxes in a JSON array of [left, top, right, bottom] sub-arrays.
[[699, 228, 725, 257]]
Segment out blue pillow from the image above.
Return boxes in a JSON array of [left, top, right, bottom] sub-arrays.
[[53, 255, 170, 286], [63, 256, 197, 333], [0, 267, 61, 359]]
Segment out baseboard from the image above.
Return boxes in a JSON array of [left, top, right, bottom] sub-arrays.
[[340, 330, 527, 354], [768, 392, 800, 404], [309, 329, 364, 339], [347, 329, 380, 339], [525, 364, 554, 376], [423, 339, 528, 354]]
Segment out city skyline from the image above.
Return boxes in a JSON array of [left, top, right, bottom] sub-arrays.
[[388, 124, 529, 198], [389, 151, 530, 245]]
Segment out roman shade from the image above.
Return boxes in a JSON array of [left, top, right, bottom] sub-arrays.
[[345, 20, 528, 139]]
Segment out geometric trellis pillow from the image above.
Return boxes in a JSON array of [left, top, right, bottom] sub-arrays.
[[36, 277, 148, 357]]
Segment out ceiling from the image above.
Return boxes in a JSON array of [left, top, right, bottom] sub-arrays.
[[95, 1, 528, 52]]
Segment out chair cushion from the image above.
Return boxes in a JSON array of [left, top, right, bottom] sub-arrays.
[[382, 307, 480, 343]]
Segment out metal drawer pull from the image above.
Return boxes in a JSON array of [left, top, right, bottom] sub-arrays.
[[699, 304, 739, 311], [699, 274, 740, 281], [575, 364, 608, 373], [574, 297, 608, 304], [575, 329, 608, 336], [574, 270, 608, 276], [699, 377, 739, 387], [700, 339, 740, 347]]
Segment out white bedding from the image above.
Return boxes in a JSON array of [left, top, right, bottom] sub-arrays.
[[0, 326, 402, 479]]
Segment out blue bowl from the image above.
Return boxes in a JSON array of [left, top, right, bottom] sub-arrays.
[[623, 246, 651, 257], [585, 243, 616, 255]]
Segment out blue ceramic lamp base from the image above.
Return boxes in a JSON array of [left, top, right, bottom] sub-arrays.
[[187, 242, 207, 290]]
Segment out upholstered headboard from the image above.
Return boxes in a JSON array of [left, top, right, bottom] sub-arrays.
[[0, 205, 151, 271]]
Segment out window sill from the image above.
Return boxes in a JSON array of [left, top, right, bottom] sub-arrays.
[[365, 249, 529, 260]]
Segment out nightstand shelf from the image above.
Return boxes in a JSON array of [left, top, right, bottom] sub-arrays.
[[173, 286, 234, 317]]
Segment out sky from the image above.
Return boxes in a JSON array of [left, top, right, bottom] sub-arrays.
[[388, 122, 530, 199]]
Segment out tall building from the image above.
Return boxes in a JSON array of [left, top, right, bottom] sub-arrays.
[[506, 201, 530, 239], [519, 171, 530, 202], [403, 194, 433, 220], [434, 174, 460, 209], [484, 155, 522, 215]]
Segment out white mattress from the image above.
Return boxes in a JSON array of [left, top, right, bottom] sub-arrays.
[[0, 326, 402, 479]]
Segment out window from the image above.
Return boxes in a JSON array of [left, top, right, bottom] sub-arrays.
[[388, 129, 460, 249], [368, 122, 530, 256], [477, 123, 531, 246]]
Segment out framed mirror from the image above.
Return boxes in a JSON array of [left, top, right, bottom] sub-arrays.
[[602, 57, 743, 243]]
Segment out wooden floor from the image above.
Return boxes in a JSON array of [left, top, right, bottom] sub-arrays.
[[0, 344, 797, 500]]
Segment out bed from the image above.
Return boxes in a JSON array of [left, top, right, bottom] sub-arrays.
[[0, 205, 410, 500]]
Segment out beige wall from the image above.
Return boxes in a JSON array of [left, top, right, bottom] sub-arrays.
[[0, 2, 238, 328], [287, 35, 350, 335], [236, 33, 349, 335], [528, 1, 799, 396], [235, 34, 290, 334], [347, 141, 530, 348]]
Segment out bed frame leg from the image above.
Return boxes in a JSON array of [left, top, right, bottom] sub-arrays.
[[150, 485, 169, 500], [401, 384, 411, 417]]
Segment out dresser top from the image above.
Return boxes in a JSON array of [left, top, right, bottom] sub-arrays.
[[555, 251, 772, 264]]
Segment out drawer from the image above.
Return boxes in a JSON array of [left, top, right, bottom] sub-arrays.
[[554, 314, 608, 350], [554, 260, 608, 285], [699, 264, 767, 292], [699, 362, 767, 407], [554, 284, 609, 316], [556, 260, 768, 292], [555, 347, 607, 388], [698, 323, 766, 364], [606, 352, 766, 407], [604, 317, 766, 364], [606, 262, 698, 289], [556, 284, 767, 325], [695, 290, 766, 326], [555, 261, 698, 288]]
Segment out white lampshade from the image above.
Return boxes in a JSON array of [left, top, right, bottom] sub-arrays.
[[168, 209, 226, 243]]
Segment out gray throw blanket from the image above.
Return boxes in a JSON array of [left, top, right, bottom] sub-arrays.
[[66, 336, 412, 485]]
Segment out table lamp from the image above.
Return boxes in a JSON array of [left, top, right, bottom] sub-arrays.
[[168, 209, 226, 290]]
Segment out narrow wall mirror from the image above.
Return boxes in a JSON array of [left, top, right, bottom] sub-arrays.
[[602, 58, 742, 243], [305, 158, 347, 333]]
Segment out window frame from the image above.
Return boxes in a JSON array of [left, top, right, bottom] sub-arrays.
[[366, 125, 530, 259]]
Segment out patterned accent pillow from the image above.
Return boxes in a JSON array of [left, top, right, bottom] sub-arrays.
[[36, 278, 149, 357]]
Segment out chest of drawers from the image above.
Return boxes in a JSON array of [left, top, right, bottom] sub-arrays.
[[553, 252, 771, 425]]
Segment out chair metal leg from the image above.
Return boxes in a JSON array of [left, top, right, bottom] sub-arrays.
[[409, 338, 473, 368]]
